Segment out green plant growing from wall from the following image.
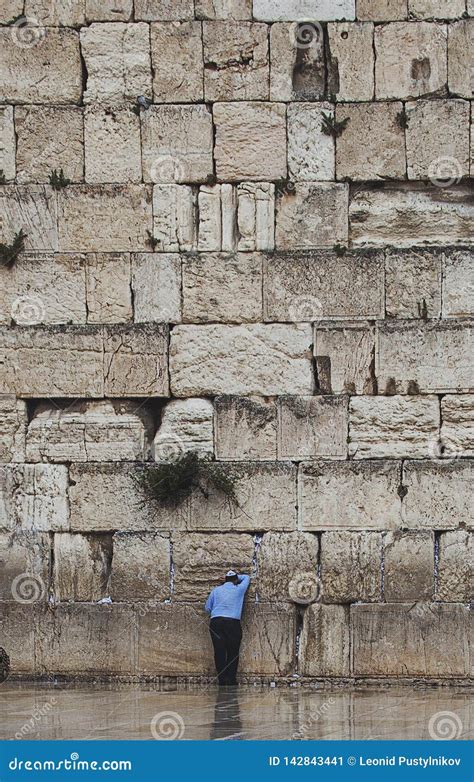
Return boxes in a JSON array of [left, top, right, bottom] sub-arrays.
[[333, 244, 347, 256], [146, 229, 159, 250], [49, 168, 71, 190], [0, 170, 6, 184], [396, 109, 409, 129], [0, 229, 27, 268], [321, 112, 349, 138]]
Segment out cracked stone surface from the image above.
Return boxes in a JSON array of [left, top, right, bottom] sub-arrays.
[[110, 532, 170, 601], [53, 532, 112, 602], [153, 398, 214, 459]]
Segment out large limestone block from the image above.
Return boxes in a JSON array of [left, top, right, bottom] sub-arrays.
[[214, 102, 287, 181], [151, 22, 204, 103], [448, 19, 474, 98], [405, 99, 470, 180], [357, 0, 408, 19], [58, 186, 152, 253], [53, 532, 112, 602], [15, 106, 83, 184], [69, 463, 187, 532], [383, 531, 434, 601], [408, 0, 465, 18], [0, 106, 15, 181], [85, 0, 133, 21], [350, 184, 474, 247], [152, 185, 197, 251], [0, 326, 103, 397], [253, 0, 356, 20], [0, 531, 50, 601], [0, 603, 36, 675], [182, 253, 263, 323], [1, 253, 86, 326], [327, 22, 374, 101], [170, 324, 313, 396], [172, 532, 254, 600], [402, 461, 473, 529], [203, 21, 269, 101], [320, 531, 382, 602], [278, 396, 348, 460], [263, 251, 383, 321], [441, 395, 474, 457], [335, 102, 406, 180], [314, 322, 376, 395], [236, 182, 275, 251], [36, 604, 134, 674], [0, 1, 23, 21], [349, 396, 440, 458], [299, 604, 350, 676], [103, 324, 169, 397], [269, 21, 326, 102], [153, 398, 214, 460], [131, 253, 181, 323], [137, 604, 214, 675], [240, 604, 296, 675], [275, 184, 349, 249], [134, 0, 195, 20], [215, 396, 277, 460], [142, 105, 213, 184], [26, 400, 153, 462], [81, 23, 151, 104], [189, 463, 297, 532], [385, 248, 442, 319], [110, 532, 170, 601], [287, 103, 335, 181], [196, 0, 252, 18], [84, 108, 142, 184], [299, 461, 402, 531], [437, 530, 473, 602], [374, 21, 448, 99], [24, 0, 85, 25], [0, 28, 82, 104], [85, 254, 132, 324], [351, 603, 470, 676], [376, 321, 473, 394], [0, 464, 69, 532], [257, 531, 319, 602], [0, 396, 27, 463], [0, 186, 58, 252], [442, 250, 474, 317]]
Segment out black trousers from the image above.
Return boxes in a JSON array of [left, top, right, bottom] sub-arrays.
[[209, 617, 242, 685]]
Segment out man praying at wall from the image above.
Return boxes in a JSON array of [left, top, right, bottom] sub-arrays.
[[205, 570, 251, 687]]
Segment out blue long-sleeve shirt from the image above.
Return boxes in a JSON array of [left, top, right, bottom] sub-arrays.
[[204, 575, 250, 620]]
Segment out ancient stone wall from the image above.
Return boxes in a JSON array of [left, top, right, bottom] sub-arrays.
[[0, 0, 472, 682]]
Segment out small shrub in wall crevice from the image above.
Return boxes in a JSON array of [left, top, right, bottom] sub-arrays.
[[0, 229, 27, 269]]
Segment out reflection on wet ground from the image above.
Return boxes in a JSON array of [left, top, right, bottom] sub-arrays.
[[1, 682, 472, 741]]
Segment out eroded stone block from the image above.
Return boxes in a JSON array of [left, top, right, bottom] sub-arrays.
[[328, 22, 374, 101], [237, 183, 275, 251], [384, 531, 434, 601], [257, 531, 319, 602], [275, 184, 349, 249], [86, 0, 133, 21], [320, 531, 382, 602], [215, 396, 277, 460], [335, 102, 406, 180], [196, 0, 252, 18], [0, 464, 69, 532], [0, 531, 50, 601], [239, 604, 295, 675], [53, 532, 112, 602], [385, 248, 442, 319], [448, 19, 474, 98], [408, 0, 465, 18], [442, 250, 474, 317], [314, 322, 376, 394], [437, 530, 473, 602], [85, 253, 132, 324], [0, 396, 27, 463], [287, 103, 335, 181], [269, 22, 326, 102], [24, 0, 85, 25], [153, 185, 197, 252], [0, 186, 58, 252], [151, 22, 204, 103], [131, 253, 181, 323], [103, 324, 169, 397], [84, 108, 142, 184], [357, 0, 407, 21], [440, 395, 474, 457], [153, 398, 214, 459], [142, 105, 213, 184], [203, 21, 269, 101], [134, 0, 195, 20], [0, 603, 36, 675], [172, 532, 254, 600], [137, 604, 214, 675], [299, 604, 350, 676], [406, 99, 470, 179], [0, 106, 15, 181], [110, 532, 170, 601], [402, 461, 473, 529], [278, 396, 348, 460], [253, 0, 356, 21]]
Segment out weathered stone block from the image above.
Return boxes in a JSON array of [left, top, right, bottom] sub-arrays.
[[237, 183, 275, 251], [103, 324, 169, 397], [328, 22, 374, 101], [153, 398, 214, 459], [287, 103, 335, 181], [351, 603, 470, 676], [257, 531, 319, 602], [437, 530, 473, 602], [442, 250, 474, 317], [0, 396, 27, 463], [172, 532, 254, 600], [350, 184, 474, 247], [0, 28, 82, 104], [0, 1, 23, 21], [153, 185, 197, 252], [24, 0, 85, 25], [321, 531, 382, 602], [86, 0, 133, 21], [85, 253, 132, 324], [183, 253, 263, 323], [299, 461, 401, 531], [384, 531, 434, 601], [0, 186, 58, 252], [406, 99, 470, 180], [81, 23, 151, 104], [377, 321, 473, 394], [131, 253, 181, 323], [385, 249, 442, 319], [26, 401, 153, 463], [448, 19, 474, 98], [299, 604, 350, 676], [278, 396, 348, 460], [269, 22, 326, 102], [276, 184, 349, 249], [189, 463, 297, 532], [408, 0, 465, 18], [84, 108, 141, 184], [314, 322, 376, 394], [0, 531, 50, 601], [349, 396, 440, 458], [142, 105, 213, 184], [203, 21, 269, 101], [36, 604, 134, 674], [357, 0, 407, 21], [196, 0, 252, 18], [53, 532, 112, 602], [137, 604, 214, 675], [335, 102, 406, 180], [441, 395, 474, 457], [215, 396, 277, 460], [214, 102, 287, 181], [197, 185, 223, 251], [170, 324, 313, 396], [253, 0, 356, 20], [110, 532, 170, 601], [374, 21, 447, 99], [402, 461, 473, 529], [15, 105, 83, 184], [264, 251, 383, 321], [151, 22, 204, 103], [240, 604, 296, 675], [0, 603, 36, 675], [0, 464, 69, 532], [134, 0, 195, 20], [0, 106, 15, 181]]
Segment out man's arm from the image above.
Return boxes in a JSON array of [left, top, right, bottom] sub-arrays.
[[205, 590, 214, 614], [236, 574, 250, 592]]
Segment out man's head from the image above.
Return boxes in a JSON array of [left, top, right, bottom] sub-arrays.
[[225, 569, 239, 584]]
